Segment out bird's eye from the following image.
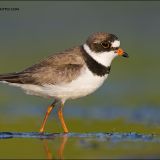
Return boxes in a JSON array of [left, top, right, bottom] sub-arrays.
[[101, 42, 110, 48]]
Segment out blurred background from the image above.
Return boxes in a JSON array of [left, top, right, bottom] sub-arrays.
[[0, 1, 160, 159]]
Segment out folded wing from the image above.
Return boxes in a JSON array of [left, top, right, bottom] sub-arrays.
[[0, 47, 84, 86]]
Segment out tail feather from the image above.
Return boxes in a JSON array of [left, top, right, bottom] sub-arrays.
[[0, 72, 24, 83]]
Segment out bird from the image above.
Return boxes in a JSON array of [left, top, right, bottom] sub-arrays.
[[0, 32, 128, 133]]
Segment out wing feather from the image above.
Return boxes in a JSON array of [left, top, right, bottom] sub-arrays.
[[0, 47, 85, 85]]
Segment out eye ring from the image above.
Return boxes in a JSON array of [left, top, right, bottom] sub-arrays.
[[101, 42, 110, 48]]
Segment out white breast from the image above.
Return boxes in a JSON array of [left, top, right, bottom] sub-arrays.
[[41, 66, 108, 100]]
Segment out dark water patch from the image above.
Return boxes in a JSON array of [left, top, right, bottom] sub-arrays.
[[0, 132, 13, 139], [0, 132, 158, 142]]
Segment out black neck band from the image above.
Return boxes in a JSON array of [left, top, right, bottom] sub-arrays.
[[81, 46, 111, 77]]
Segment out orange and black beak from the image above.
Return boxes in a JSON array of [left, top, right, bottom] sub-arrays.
[[116, 48, 129, 58]]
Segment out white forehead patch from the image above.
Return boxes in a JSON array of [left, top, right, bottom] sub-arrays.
[[111, 40, 120, 48]]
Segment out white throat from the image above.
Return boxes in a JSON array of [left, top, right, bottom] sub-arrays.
[[83, 44, 117, 67]]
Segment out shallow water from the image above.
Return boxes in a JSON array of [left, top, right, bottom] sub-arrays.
[[0, 99, 160, 159], [0, 132, 160, 159], [0, 112, 160, 159]]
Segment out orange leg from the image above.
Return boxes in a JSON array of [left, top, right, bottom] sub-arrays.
[[40, 100, 57, 133], [58, 102, 68, 133]]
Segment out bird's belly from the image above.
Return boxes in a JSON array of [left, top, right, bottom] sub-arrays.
[[42, 67, 108, 100]]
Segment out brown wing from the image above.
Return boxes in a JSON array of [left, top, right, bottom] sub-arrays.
[[0, 47, 85, 85]]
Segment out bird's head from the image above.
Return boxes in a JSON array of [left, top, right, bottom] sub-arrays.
[[83, 32, 128, 67]]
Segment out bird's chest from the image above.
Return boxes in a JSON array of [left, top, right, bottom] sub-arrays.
[[54, 67, 108, 99]]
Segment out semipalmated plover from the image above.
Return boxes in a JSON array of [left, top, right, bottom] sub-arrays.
[[0, 32, 128, 133]]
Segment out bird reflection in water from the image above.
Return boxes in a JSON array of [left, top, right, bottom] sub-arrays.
[[43, 135, 68, 160]]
